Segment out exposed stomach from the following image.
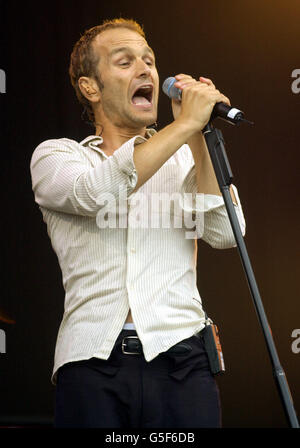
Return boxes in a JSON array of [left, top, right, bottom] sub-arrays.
[[125, 309, 133, 323]]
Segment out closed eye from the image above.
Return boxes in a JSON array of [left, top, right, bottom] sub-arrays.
[[118, 58, 154, 67], [144, 57, 155, 66]]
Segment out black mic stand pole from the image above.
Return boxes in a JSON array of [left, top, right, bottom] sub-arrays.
[[202, 122, 299, 428]]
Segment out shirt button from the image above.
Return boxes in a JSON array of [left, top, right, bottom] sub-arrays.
[[130, 248, 136, 253]]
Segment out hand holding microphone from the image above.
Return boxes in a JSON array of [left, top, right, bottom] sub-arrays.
[[163, 74, 252, 128]]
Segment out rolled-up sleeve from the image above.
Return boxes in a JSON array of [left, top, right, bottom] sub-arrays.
[[30, 137, 140, 216], [177, 145, 246, 248]]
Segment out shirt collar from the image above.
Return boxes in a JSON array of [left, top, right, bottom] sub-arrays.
[[79, 128, 157, 156], [80, 135, 104, 148]]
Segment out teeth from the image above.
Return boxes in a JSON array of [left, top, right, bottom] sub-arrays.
[[132, 85, 153, 104], [136, 86, 152, 92]]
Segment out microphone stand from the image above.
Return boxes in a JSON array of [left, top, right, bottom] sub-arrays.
[[202, 122, 299, 428]]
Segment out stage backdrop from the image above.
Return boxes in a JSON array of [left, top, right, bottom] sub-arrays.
[[1, 0, 299, 428]]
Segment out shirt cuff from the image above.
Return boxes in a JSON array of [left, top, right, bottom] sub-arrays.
[[113, 133, 155, 194], [112, 136, 143, 192]]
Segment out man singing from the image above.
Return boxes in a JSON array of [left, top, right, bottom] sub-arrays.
[[30, 18, 245, 428]]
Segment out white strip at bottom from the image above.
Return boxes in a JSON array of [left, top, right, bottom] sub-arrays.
[[123, 322, 136, 330]]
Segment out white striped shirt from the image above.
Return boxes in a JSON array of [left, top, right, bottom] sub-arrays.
[[30, 129, 246, 384]]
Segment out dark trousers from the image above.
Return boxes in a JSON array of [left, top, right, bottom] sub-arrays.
[[54, 329, 222, 428]]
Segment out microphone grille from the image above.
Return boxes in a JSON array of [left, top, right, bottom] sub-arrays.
[[162, 77, 181, 100], [162, 77, 175, 96]]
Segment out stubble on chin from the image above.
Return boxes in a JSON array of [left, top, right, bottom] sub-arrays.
[[108, 106, 157, 129]]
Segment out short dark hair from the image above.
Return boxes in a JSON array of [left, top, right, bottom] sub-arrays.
[[69, 18, 146, 125]]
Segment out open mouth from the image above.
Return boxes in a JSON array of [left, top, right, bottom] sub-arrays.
[[131, 84, 153, 107]]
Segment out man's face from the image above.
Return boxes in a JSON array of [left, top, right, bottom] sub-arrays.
[[92, 27, 159, 129]]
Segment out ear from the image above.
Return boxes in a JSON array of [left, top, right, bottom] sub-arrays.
[[78, 76, 101, 103]]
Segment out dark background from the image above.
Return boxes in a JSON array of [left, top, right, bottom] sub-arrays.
[[0, 0, 299, 428]]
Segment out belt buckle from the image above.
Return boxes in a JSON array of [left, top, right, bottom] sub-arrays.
[[122, 336, 140, 355]]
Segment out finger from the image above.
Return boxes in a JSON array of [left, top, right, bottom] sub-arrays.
[[199, 83, 230, 105], [174, 74, 197, 87], [175, 74, 193, 80], [174, 79, 197, 89], [174, 76, 198, 93], [213, 91, 230, 106], [180, 82, 210, 96], [199, 76, 215, 88], [220, 95, 231, 106]]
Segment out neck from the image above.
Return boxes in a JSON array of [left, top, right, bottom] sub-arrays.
[[95, 119, 147, 156]]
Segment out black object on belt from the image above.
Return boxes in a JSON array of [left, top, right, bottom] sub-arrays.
[[121, 335, 196, 356]]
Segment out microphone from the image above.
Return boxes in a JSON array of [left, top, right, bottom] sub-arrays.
[[162, 76, 253, 126]]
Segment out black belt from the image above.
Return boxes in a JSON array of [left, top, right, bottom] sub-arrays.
[[121, 334, 201, 356]]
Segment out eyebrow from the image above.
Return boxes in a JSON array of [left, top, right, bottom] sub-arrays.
[[109, 46, 155, 59]]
